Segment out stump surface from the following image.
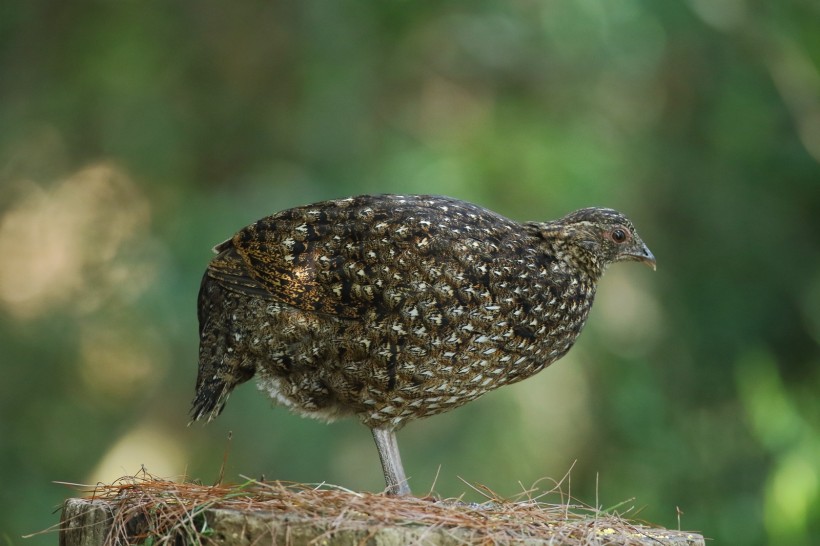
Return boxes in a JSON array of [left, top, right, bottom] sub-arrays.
[[58, 478, 705, 546]]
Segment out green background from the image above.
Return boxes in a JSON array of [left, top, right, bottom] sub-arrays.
[[2, 2, 819, 544]]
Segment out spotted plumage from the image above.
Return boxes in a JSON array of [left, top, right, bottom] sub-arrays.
[[191, 194, 655, 495]]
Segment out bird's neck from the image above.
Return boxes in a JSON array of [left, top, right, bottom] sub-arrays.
[[528, 222, 606, 281]]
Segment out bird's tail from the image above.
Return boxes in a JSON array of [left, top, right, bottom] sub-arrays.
[[189, 378, 231, 424], [190, 272, 255, 425]]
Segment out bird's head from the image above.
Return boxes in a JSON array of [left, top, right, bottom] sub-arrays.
[[532, 207, 656, 276]]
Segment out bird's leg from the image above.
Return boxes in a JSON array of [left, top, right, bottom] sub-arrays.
[[371, 427, 411, 496]]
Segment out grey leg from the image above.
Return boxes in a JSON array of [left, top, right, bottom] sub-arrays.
[[371, 427, 411, 495]]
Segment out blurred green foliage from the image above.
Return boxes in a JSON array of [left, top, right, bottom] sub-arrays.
[[1, 2, 819, 545]]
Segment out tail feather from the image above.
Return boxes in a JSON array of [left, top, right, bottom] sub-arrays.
[[190, 381, 231, 423], [192, 272, 257, 425]]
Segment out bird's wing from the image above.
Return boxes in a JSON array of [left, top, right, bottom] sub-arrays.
[[204, 197, 407, 319], [205, 242, 274, 299], [206, 195, 524, 321], [206, 225, 364, 318]]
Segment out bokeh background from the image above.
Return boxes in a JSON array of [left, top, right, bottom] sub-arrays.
[[2, 2, 819, 544]]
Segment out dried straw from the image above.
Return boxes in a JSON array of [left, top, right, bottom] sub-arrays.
[[54, 468, 701, 546]]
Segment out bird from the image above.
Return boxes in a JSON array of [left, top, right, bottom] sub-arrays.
[[191, 194, 655, 496]]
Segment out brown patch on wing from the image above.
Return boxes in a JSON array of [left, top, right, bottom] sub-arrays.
[[206, 216, 365, 319]]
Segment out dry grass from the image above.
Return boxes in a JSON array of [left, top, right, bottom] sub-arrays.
[[53, 468, 702, 546]]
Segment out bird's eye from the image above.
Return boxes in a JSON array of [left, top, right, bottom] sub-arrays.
[[610, 228, 629, 243]]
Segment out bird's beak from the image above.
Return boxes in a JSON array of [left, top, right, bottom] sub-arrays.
[[634, 244, 656, 271]]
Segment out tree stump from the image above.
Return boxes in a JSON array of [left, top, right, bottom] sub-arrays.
[[58, 479, 705, 546]]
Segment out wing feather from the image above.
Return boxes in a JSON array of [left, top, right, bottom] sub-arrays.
[[205, 195, 522, 320]]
